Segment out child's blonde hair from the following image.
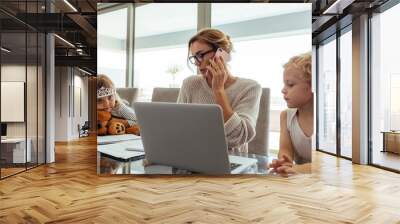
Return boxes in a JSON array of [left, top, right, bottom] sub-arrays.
[[97, 74, 123, 106], [283, 52, 312, 82]]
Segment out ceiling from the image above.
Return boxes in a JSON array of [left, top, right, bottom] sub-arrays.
[[0, 0, 97, 74], [311, 0, 391, 43]]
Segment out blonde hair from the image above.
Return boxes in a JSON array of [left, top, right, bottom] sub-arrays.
[[97, 74, 123, 106], [188, 28, 233, 59], [283, 52, 312, 82]]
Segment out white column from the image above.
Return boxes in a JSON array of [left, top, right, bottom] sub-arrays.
[[127, 4, 134, 87], [46, 33, 55, 163], [312, 45, 317, 151], [197, 3, 211, 30], [352, 14, 369, 164]]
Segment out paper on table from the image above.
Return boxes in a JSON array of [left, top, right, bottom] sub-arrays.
[[126, 139, 144, 151], [98, 140, 144, 160], [97, 134, 141, 145]]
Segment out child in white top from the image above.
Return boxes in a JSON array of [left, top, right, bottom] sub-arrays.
[[97, 74, 140, 173], [97, 74, 138, 128], [269, 52, 313, 176]]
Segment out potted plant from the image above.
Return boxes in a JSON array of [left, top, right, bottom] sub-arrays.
[[166, 64, 181, 88]]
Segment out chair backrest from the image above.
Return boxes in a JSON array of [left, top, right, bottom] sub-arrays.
[[248, 88, 270, 156], [151, 88, 180, 102], [116, 88, 139, 106], [82, 121, 90, 129]]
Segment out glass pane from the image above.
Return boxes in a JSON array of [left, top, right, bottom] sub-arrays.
[[134, 3, 198, 101], [98, 7, 128, 88], [212, 3, 311, 153], [340, 29, 352, 158], [371, 4, 400, 171], [317, 37, 337, 154], [27, 31, 38, 169], [1, 31, 27, 177], [38, 33, 46, 165]]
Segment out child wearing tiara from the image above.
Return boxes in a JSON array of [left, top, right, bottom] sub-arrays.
[[97, 74, 138, 133], [269, 52, 313, 176]]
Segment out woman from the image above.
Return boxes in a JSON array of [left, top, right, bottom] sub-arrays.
[[177, 28, 262, 153]]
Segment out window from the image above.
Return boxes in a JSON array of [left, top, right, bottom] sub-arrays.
[[134, 3, 197, 101], [211, 3, 311, 151], [371, 3, 400, 171], [339, 29, 352, 158], [390, 74, 400, 130], [0, 1, 46, 179], [315, 26, 354, 159], [317, 37, 337, 154], [98, 7, 128, 88], [98, 3, 312, 154]]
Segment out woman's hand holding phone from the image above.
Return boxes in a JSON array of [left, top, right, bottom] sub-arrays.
[[207, 48, 229, 92], [206, 48, 235, 122]]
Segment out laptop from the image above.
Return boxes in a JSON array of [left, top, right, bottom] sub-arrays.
[[133, 102, 257, 174]]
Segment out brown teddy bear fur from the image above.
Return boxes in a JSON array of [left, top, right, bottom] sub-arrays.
[[108, 121, 125, 135], [97, 120, 109, 136], [126, 125, 140, 136], [97, 110, 111, 122], [97, 111, 140, 136]]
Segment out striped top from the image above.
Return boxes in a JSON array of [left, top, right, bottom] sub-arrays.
[[111, 102, 137, 126], [177, 75, 262, 153], [286, 108, 312, 164]]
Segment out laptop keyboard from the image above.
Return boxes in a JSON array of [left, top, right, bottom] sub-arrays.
[[230, 163, 241, 171]]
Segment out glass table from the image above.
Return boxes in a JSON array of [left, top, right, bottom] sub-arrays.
[[97, 147, 272, 175], [97, 138, 311, 175]]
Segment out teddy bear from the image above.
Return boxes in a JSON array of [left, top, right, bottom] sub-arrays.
[[97, 111, 140, 136]]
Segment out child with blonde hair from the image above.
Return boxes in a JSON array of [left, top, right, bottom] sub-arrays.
[[269, 52, 313, 175], [97, 74, 138, 132]]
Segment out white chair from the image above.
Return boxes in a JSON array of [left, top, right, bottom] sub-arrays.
[[116, 88, 139, 106], [248, 88, 270, 156], [151, 88, 180, 102]]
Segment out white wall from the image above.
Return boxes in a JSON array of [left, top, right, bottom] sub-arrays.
[[54, 67, 89, 141], [1, 65, 41, 137], [1, 65, 26, 138], [71, 72, 89, 138], [55, 66, 69, 141]]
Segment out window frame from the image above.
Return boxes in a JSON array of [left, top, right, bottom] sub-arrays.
[[368, 0, 400, 173], [315, 23, 353, 161], [98, 3, 131, 87]]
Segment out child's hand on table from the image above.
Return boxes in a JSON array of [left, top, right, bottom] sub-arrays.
[[268, 154, 296, 177]]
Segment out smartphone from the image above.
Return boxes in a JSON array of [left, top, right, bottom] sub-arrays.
[[214, 48, 231, 62], [204, 48, 230, 77]]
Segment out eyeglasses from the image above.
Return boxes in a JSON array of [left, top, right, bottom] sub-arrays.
[[188, 48, 215, 65]]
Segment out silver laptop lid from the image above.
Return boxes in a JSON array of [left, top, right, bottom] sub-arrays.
[[134, 102, 231, 174]]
